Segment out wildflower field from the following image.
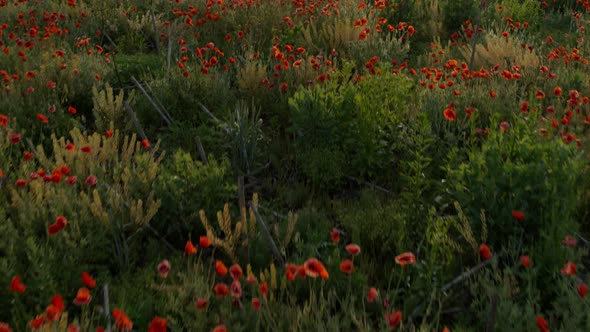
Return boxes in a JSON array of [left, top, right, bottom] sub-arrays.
[[1, 0, 590, 331]]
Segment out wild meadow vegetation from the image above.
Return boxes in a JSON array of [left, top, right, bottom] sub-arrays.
[[1, 0, 590, 331]]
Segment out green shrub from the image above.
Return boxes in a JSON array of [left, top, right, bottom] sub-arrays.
[[0, 129, 162, 327], [288, 82, 355, 189], [446, 117, 582, 269], [442, 0, 479, 35], [288, 70, 417, 190], [335, 190, 408, 259], [154, 150, 236, 239]]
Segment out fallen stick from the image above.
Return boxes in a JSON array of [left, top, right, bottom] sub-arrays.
[[124, 102, 148, 142], [131, 76, 172, 125], [442, 259, 493, 293], [250, 202, 285, 267], [195, 136, 208, 165]]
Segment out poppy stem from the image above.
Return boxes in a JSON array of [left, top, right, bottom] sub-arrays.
[[250, 203, 285, 267], [391, 268, 404, 306]]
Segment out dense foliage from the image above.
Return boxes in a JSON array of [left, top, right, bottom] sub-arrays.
[[1, 0, 590, 331]]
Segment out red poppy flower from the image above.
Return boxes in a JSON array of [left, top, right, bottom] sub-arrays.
[[489, 90, 497, 98], [286, 263, 298, 282], [141, 139, 150, 150], [479, 244, 492, 260], [73, 287, 92, 305], [340, 259, 354, 274], [384, 310, 402, 328], [500, 121, 510, 132], [56, 216, 68, 228], [553, 87, 562, 97], [395, 252, 417, 266], [66, 176, 77, 185], [185, 240, 197, 255], [230, 280, 242, 298], [212, 325, 227, 332], [561, 261, 576, 276], [15, 179, 27, 187], [81, 146, 92, 154], [195, 297, 208, 310], [51, 295, 65, 311], [36, 113, 48, 123], [296, 265, 307, 279], [199, 235, 211, 248], [214, 283, 229, 298], [23, 150, 35, 162], [0, 322, 12, 332], [112, 309, 133, 331], [246, 274, 257, 284], [67, 324, 80, 332], [303, 258, 329, 279], [85, 175, 97, 186], [48, 222, 63, 235], [148, 316, 167, 332], [536, 315, 549, 332], [50, 169, 62, 183], [29, 315, 45, 330], [96, 326, 104, 332], [443, 108, 456, 121], [0, 114, 8, 127], [65, 143, 75, 151], [10, 275, 26, 293], [562, 236, 577, 247], [367, 287, 378, 302], [260, 281, 268, 296], [252, 297, 261, 311], [8, 133, 21, 144], [536, 90, 545, 99], [578, 284, 588, 299], [68, 106, 77, 115], [330, 227, 340, 243], [49, 216, 68, 235], [215, 260, 228, 276], [158, 260, 171, 278], [229, 264, 243, 280], [82, 272, 96, 288], [520, 256, 531, 268], [345, 244, 361, 256], [60, 164, 71, 175], [512, 210, 525, 221]]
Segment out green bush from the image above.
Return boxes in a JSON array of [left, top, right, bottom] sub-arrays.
[[335, 190, 408, 259], [288, 71, 417, 190], [446, 117, 582, 269], [154, 150, 236, 239], [442, 0, 479, 35], [483, 0, 544, 30], [0, 129, 162, 327]]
